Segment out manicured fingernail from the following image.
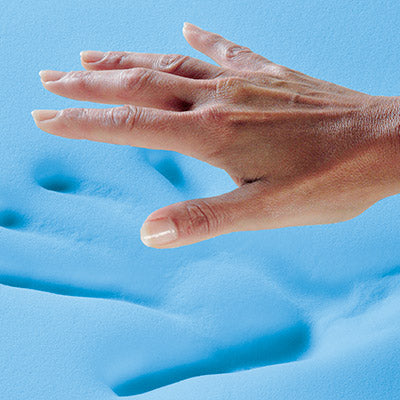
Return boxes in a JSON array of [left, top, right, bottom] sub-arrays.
[[140, 218, 178, 247], [183, 22, 199, 31], [31, 110, 59, 122], [80, 50, 105, 63], [39, 70, 67, 82]]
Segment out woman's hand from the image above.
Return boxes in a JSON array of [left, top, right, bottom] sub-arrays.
[[31, 22, 400, 249]]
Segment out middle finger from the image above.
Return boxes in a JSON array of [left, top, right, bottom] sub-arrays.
[[39, 68, 208, 111]]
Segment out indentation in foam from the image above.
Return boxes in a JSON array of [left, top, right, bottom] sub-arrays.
[[112, 321, 310, 396], [38, 174, 80, 193], [32, 158, 133, 203], [105, 254, 311, 396], [34, 159, 80, 193], [143, 149, 185, 188], [0, 210, 25, 229], [3, 157, 313, 398]]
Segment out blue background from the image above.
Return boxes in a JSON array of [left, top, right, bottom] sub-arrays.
[[1, 1, 400, 399]]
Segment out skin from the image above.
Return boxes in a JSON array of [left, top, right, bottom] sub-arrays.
[[31, 22, 400, 249]]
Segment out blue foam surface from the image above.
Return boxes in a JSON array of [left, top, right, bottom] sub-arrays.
[[1, 1, 400, 398]]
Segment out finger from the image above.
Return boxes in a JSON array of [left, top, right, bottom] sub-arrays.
[[182, 22, 271, 72], [39, 68, 205, 112], [31, 105, 203, 156], [80, 50, 226, 80], [140, 180, 272, 248]]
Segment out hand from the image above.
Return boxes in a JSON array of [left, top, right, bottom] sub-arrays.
[[31, 22, 400, 249]]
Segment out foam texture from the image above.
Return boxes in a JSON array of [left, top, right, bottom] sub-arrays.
[[1, 0, 400, 399]]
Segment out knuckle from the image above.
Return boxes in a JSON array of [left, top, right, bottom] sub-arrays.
[[215, 76, 241, 95], [61, 107, 85, 121], [109, 51, 130, 67], [193, 105, 235, 161], [214, 76, 251, 103], [195, 105, 232, 128], [66, 70, 92, 90], [263, 64, 291, 79], [108, 105, 133, 127], [121, 68, 152, 93], [158, 54, 191, 73], [224, 44, 252, 60], [65, 70, 84, 80], [182, 200, 220, 237], [112, 105, 141, 131]]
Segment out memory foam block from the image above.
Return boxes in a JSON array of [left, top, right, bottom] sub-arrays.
[[1, 1, 400, 399]]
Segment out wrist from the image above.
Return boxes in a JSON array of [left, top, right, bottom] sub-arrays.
[[363, 95, 400, 197]]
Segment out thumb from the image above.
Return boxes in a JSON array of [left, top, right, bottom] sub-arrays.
[[140, 180, 268, 248]]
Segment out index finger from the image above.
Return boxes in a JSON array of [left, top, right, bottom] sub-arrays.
[[31, 105, 212, 160]]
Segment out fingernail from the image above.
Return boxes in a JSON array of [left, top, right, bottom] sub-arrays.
[[140, 218, 178, 247], [183, 22, 199, 31], [31, 110, 59, 122], [39, 70, 67, 82], [80, 50, 105, 63]]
